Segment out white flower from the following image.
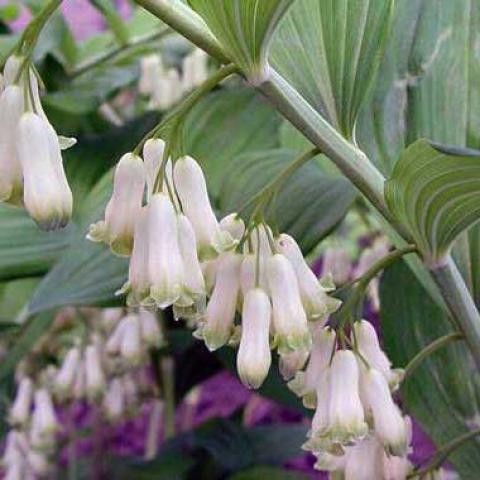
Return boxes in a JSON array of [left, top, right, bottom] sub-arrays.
[[361, 368, 408, 456], [30, 389, 59, 448], [27, 450, 51, 476], [139, 308, 163, 347], [150, 68, 182, 110], [9, 377, 33, 427], [344, 436, 385, 480], [143, 138, 165, 200], [201, 258, 218, 295], [213, 213, 245, 252], [85, 345, 106, 400], [87, 153, 145, 256], [289, 326, 336, 408], [0, 85, 24, 203], [16, 112, 73, 230], [279, 349, 309, 381], [354, 320, 403, 389], [120, 315, 143, 365], [73, 360, 86, 400], [182, 48, 208, 92], [106, 316, 127, 355], [139, 54, 164, 95], [4, 463, 24, 480], [266, 254, 311, 354], [202, 252, 241, 350], [176, 214, 206, 309], [276, 234, 340, 321], [147, 194, 184, 308], [173, 155, 219, 258], [54, 347, 81, 397], [103, 379, 125, 421], [322, 247, 351, 285], [237, 288, 272, 389]]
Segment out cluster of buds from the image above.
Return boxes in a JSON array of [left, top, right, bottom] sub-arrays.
[[139, 48, 208, 111], [4, 378, 60, 479], [89, 142, 341, 390], [288, 320, 408, 478], [0, 55, 74, 230]]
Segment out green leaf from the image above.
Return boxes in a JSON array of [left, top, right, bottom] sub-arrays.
[[219, 149, 356, 254], [188, 0, 294, 82], [229, 467, 309, 480], [270, 0, 394, 138], [381, 261, 480, 478], [385, 139, 480, 265], [91, 0, 131, 46]]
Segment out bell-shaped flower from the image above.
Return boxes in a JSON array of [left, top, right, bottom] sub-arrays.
[[361, 368, 408, 456], [322, 247, 351, 285], [103, 379, 125, 421], [9, 377, 33, 427], [176, 214, 206, 311], [120, 315, 143, 365], [383, 453, 413, 480], [181, 49, 208, 92], [213, 213, 245, 252], [118, 207, 150, 305], [106, 317, 127, 355], [173, 156, 219, 258], [85, 345, 106, 400], [54, 347, 81, 398], [354, 320, 403, 389], [147, 194, 184, 308], [325, 350, 368, 447], [139, 308, 163, 348], [289, 326, 336, 408], [143, 138, 164, 199], [202, 252, 241, 351], [267, 254, 311, 354], [150, 68, 182, 110], [16, 112, 72, 230], [344, 436, 385, 480], [0, 85, 24, 203], [139, 54, 164, 95], [88, 153, 145, 256], [30, 389, 59, 448], [277, 234, 340, 321], [280, 349, 310, 381], [237, 288, 272, 389], [3, 55, 22, 85]]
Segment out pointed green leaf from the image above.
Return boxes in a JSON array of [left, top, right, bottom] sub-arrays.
[[188, 0, 294, 82], [270, 0, 394, 138], [381, 261, 480, 478], [385, 139, 480, 265]]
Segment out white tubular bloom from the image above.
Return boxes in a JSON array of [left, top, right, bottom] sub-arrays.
[[279, 350, 309, 381], [27, 450, 51, 476], [150, 68, 182, 110], [4, 463, 24, 480], [362, 368, 408, 456], [277, 234, 340, 321], [177, 214, 206, 307], [9, 377, 33, 427], [30, 389, 59, 447], [119, 207, 150, 305], [322, 247, 351, 285], [3, 55, 22, 85], [201, 258, 218, 295], [120, 315, 143, 365], [103, 379, 125, 421], [143, 138, 164, 199], [202, 252, 241, 351], [85, 345, 106, 400], [106, 318, 127, 355], [139, 308, 163, 347], [354, 320, 403, 389], [88, 153, 145, 256], [267, 254, 311, 354], [73, 360, 86, 400], [54, 347, 81, 396], [0, 85, 24, 203], [147, 194, 184, 308], [16, 112, 73, 230], [213, 213, 245, 252], [326, 350, 368, 446], [237, 288, 272, 389], [344, 436, 385, 480], [139, 54, 164, 95], [289, 326, 336, 408], [182, 49, 208, 92], [173, 156, 219, 257], [383, 453, 413, 480]]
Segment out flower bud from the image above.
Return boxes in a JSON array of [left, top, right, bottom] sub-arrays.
[[54, 347, 81, 397], [326, 350, 368, 446], [3, 55, 22, 85], [103, 379, 125, 421], [277, 234, 340, 321], [202, 252, 241, 350], [30, 389, 59, 448], [120, 316, 143, 365], [213, 213, 245, 252], [88, 153, 145, 256], [143, 138, 164, 199], [0, 86, 24, 203], [9, 377, 33, 427], [289, 326, 336, 408], [361, 368, 408, 456], [237, 288, 272, 389], [16, 112, 72, 230], [139, 308, 163, 347], [322, 247, 351, 285], [173, 156, 219, 257], [85, 345, 106, 400], [354, 320, 403, 389], [267, 254, 311, 354], [147, 194, 184, 308]]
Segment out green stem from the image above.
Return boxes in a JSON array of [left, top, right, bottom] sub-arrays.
[[161, 356, 176, 439], [239, 147, 320, 215], [402, 332, 464, 383], [430, 257, 480, 370], [69, 27, 170, 77], [410, 427, 480, 478]]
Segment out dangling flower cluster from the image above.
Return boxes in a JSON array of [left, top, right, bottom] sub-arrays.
[[0, 54, 74, 230], [139, 48, 208, 111], [288, 320, 409, 478]]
